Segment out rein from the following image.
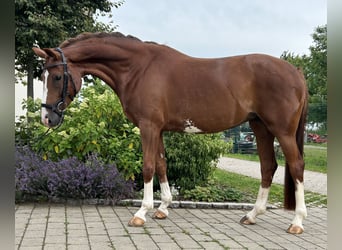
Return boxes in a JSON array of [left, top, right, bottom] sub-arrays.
[[41, 47, 77, 118]]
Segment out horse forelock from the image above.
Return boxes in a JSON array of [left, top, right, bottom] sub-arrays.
[[59, 32, 144, 48]]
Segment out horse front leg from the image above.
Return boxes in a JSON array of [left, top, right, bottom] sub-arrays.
[[153, 135, 172, 220], [128, 123, 160, 227]]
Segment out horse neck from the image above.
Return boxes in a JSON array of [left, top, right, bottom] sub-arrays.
[[63, 40, 148, 93]]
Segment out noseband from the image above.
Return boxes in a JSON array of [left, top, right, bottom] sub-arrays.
[[41, 47, 77, 117]]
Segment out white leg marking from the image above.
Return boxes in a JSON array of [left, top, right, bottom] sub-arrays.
[[41, 70, 49, 126], [291, 180, 307, 228], [134, 179, 154, 222], [158, 182, 172, 216], [246, 186, 270, 223]]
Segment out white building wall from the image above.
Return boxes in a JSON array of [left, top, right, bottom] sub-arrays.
[[15, 78, 43, 120]]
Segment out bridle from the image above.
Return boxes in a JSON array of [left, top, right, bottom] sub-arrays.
[[41, 47, 77, 118]]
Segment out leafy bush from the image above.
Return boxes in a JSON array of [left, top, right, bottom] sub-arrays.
[[182, 179, 243, 202], [164, 132, 230, 191], [16, 80, 142, 180], [15, 146, 135, 202]]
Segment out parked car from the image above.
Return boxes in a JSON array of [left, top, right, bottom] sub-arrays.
[[231, 132, 281, 155], [232, 132, 257, 154], [307, 133, 328, 143]]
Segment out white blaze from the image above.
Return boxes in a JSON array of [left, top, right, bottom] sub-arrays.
[[41, 70, 49, 125]]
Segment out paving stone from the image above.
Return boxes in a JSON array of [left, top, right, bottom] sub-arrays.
[[20, 237, 44, 247], [26, 224, 46, 231], [67, 236, 89, 245], [240, 242, 268, 249], [111, 236, 135, 248], [150, 234, 175, 243], [219, 238, 245, 249], [43, 244, 66, 249], [199, 241, 225, 250], [155, 242, 181, 249], [17, 246, 42, 250], [67, 245, 91, 250], [190, 233, 213, 242], [46, 228, 66, 236], [46, 222, 65, 229], [89, 242, 114, 250], [22, 230, 46, 238], [107, 228, 127, 236], [133, 241, 159, 250], [44, 235, 66, 244]]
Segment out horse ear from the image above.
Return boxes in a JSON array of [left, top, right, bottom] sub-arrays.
[[32, 47, 48, 59], [32, 47, 60, 60], [42, 48, 61, 60]]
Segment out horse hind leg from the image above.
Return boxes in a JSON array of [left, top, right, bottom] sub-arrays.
[[153, 137, 172, 220], [240, 119, 278, 225], [277, 135, 307, 234]]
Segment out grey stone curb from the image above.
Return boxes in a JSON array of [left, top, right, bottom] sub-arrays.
[[122, 199, 278, 210], [41, 197, 278, 210]]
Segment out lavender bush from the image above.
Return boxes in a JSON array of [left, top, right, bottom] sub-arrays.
[[15, 146, 135, 202]]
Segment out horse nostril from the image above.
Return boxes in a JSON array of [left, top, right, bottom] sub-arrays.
[[48, 119, 52, 124]]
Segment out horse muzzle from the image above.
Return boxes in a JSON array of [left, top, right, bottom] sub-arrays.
[[41, 108, 64, 128]]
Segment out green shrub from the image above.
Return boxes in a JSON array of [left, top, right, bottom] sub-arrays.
[[16, 80, 142, 180], [163, 132, 230, 191], [182, 179, 243, 202]]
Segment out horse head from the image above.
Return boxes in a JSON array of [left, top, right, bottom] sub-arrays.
[[32, 47, 81, 127]]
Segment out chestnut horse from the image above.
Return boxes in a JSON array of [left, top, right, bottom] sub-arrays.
[[33, 32, 308, 234]]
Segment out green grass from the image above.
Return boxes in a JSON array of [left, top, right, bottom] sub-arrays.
[[306, 142, 327, 147], [301, 146, 327, 173], [212, 169, 283, 205], [213, 168, 327, 207], [225, 145, 327, 173]]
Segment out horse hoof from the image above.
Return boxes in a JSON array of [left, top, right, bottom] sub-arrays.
[[240, 215, 255, 225], [128, 216, 145, 227], [287, 224, 304, 234], [152, 210, 167, 220]]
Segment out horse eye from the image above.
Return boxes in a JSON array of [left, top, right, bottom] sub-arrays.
[[54, 75, 62, 81]]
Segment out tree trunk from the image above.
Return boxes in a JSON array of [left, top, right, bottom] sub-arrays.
[[26, 60, 34, 123], [27, 60, 34, 99]]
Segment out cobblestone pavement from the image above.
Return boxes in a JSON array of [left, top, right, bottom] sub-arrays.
[[16, 203, 327, 249]]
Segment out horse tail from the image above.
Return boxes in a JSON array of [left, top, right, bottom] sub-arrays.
[[284, 73, 308, 210]]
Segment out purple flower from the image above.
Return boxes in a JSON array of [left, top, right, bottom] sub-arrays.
[[15, 146, 135, 202]]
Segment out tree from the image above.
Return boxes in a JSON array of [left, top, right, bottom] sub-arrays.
[[281, 25, 327, 132], [15, 0, 124, 99], [307, 25, 327, 131]]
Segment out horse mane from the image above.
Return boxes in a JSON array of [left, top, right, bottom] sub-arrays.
[[59, 32, 157, 48]]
